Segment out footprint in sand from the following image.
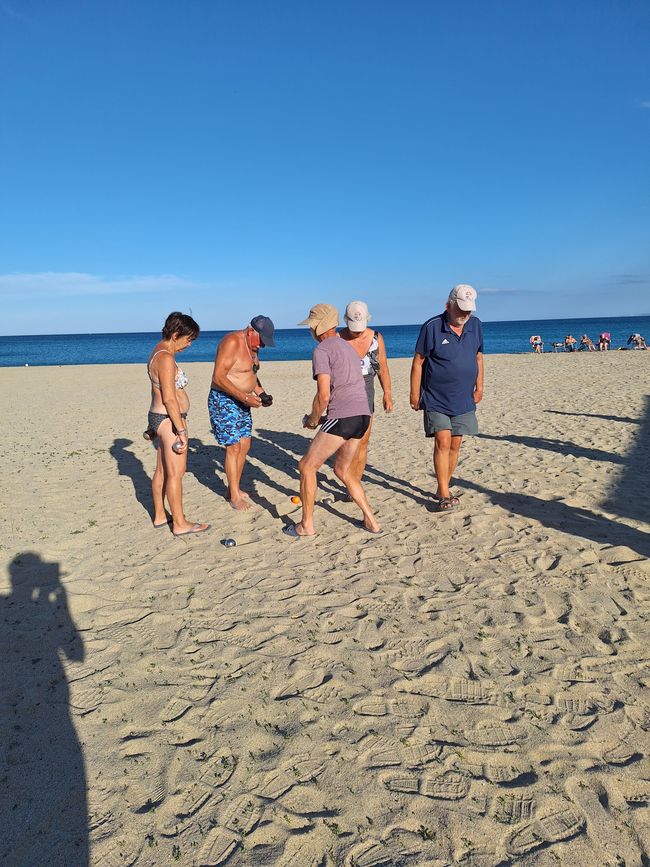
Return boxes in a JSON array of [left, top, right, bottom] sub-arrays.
[[450, 751, 534, 784], [344, 837, 414, 867], [395, 674, 501, 706], [256, 756, 325, 800], [383, 770, 471, 800], [219, 794, 264, 836], [196, 828, 240, 866], [157, 783, 216, 837], [503, 803, 585, 857], [358, 736, 441, 769], [273, 668, 329, 700], [489, 792, 536, 823], [566, 775, 645, 865]]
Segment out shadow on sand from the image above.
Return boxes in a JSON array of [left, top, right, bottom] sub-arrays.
[[602, 395, 650, 525], [544, 409, 640, 425], [110, 437, 153, 518], [472, 397, 650, 546], [0, 553, 87, 865], [478, 432, 625, 466], [458, 480, 650, 560]]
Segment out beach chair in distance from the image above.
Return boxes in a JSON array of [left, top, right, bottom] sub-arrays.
[[551, 341, 564, 352], [598, 332, 611, 351]]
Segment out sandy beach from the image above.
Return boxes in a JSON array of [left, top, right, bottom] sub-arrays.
[[2, 351, 650, 866]]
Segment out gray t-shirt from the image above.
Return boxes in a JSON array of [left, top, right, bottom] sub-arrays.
[[312, 335, 370, 419]]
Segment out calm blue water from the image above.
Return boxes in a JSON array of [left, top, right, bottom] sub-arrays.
[[2, 315, 649, 367]]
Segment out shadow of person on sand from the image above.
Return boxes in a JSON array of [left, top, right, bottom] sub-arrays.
[[256, 427, 433, 509], [602, 395, 650, 525], [477, 432, 625, 465], [544, 410, 640, 425], [457, 479, 650, 559], [109, 436, 153, 517], [187, 437, 278, 515], [0, 553, 87, 865], [192, 427, 339, 501], [189, 434, 358, 527]]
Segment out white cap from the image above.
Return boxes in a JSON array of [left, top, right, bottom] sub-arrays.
[[344, 300, 371, 332], [448, 284, 477, 312]]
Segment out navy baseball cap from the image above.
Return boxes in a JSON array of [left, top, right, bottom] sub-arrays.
[[250, 315, 275, 347]]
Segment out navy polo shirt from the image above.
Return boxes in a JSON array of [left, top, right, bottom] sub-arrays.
[[415, 313, 483, 415]]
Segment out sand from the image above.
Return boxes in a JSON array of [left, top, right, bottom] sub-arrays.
[[1, 350, 649, 866]]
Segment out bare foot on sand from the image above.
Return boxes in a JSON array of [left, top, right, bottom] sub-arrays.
[[282, 522, 316, 538], [362, 516, 381, 534], [228, 496, 254, 511]]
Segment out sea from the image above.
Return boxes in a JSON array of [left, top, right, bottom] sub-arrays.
[[2, 315, 649, 367]]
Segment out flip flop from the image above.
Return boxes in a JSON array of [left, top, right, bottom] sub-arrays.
[[434, 497, 455, 512], [173, 523, 211, 537], [432, 494, 460, 506], [282, 523, 315, 539], [153, 519, 171, 529]]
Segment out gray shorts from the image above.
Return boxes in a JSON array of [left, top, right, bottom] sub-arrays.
[[424, 409, 478, 438]]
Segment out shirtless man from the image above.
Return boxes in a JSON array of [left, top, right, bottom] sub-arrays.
[[208, 315, 275, 510]]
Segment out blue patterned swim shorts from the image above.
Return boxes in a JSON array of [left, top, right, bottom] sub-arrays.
[[208, 388, 252, 446]]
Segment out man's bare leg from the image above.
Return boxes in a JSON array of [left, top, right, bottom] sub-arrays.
[[433, 431, 463, 499], [294, 431, 346, 536], [334, 439, 380, 532], [225, 438, 253, 511], [349, 417, 373, 484]]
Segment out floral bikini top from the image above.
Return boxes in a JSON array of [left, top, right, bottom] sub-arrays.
[[148, 350, 189, 390], [360, 332, 381, 377]]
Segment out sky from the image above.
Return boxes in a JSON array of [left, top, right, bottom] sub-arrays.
[[1, 0, 649, 335]]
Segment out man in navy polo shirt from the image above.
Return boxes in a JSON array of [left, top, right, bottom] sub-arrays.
[[410, 284, 484, 511]]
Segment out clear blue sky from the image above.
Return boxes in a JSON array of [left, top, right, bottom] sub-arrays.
[[1, 0, 649, 334]]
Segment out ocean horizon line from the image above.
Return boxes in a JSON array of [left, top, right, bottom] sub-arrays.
[[4, 312, 649, 340], [3, 315, 648, 368]]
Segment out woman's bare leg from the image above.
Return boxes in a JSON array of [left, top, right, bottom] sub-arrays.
[[334, 439, 380, 532], [151, 442, 167, 525], [294, 431, 345, 535], [349, 417, 373, 483], [158, 422, 208, 534]]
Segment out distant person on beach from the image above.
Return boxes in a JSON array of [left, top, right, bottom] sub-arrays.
[[410, 284, 483, 512], [208, 316, 275, 511], [598, 332, 611, 351], [627, 333, 647, 349], [564, 334, 577, 352], [339, 300, 393, 487], [529, 335, 543, 353], [284, 303, 380, 537], [579, 334, 596, 351], [146, 312, 210, 536]]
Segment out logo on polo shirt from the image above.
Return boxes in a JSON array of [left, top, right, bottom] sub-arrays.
[[442, 338, 449, 344]]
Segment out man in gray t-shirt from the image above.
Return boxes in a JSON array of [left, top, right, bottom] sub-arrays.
[[283, 304, 380, 538]]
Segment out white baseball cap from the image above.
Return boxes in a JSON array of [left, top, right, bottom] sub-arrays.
[[448, 284, 477, 312], [344, 300, 371, 332]]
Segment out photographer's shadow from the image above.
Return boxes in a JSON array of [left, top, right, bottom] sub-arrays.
[[0, 553, 87, 865]]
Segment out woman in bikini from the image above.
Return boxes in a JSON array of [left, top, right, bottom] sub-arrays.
[[146, 312, 210, 536], [339, 300, 393, 488]]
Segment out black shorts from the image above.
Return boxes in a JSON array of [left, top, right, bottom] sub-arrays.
[[320, 415, 370, 440]]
